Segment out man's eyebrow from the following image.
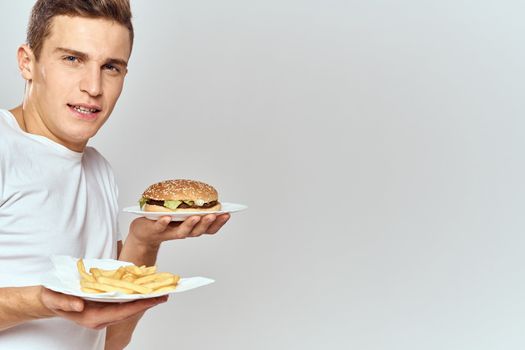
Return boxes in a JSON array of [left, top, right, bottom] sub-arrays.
[[54, 47, 88, 60], [105, 57, 128, 68], [54, 47, 128, 68]]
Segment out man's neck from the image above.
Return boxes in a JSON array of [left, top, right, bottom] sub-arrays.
[[10, 105, 27, 131], [9, 105, 86, 152]]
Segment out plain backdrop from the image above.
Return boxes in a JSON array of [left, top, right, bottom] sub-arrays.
[[2, 1, 525, 349]]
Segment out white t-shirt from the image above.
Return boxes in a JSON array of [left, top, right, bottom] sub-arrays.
[[0, 109, 122, 349]]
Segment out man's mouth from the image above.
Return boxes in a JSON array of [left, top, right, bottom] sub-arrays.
[[67, 104, 101, 114]]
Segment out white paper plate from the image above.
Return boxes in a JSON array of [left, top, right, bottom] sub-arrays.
[[122, 202, 248, 221], [41, 255, 214, 303]]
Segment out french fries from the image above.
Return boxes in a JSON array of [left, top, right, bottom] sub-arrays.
[[77, 259, 179, 294]]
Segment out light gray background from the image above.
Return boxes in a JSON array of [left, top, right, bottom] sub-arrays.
[[2, 1, 525, 349]]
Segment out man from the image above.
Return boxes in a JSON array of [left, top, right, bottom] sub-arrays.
[[0, 1, 230, 349]]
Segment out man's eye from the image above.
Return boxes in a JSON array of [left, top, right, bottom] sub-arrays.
[[103, 64, 120, 73], [63, 55, 79, 63]]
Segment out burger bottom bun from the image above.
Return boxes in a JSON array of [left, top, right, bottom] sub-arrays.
[[143, 203, 222, 213]]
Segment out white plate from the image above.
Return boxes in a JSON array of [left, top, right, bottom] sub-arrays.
[[122, 202, 248, 221], [41, 255, 214, 303]]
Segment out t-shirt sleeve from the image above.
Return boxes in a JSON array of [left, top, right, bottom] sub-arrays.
[[113, 172, 123, 242], [116, 216, 123, 242], [88, 146, 123, 244], [0, 132, 5, 206], [0, 159, 4, 207], [105, 155, 123, 258]]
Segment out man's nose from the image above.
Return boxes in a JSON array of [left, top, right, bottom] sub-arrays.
[[79, 66, 102, 97]]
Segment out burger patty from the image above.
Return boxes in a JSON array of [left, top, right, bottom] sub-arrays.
[[146, 199, 219, 209]]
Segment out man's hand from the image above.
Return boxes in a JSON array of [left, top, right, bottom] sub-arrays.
[[40, 287, 167, 330], [128, 213, 231, 250]]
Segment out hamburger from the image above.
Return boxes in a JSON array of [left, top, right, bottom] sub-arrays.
[[139, 179, 221, 212]]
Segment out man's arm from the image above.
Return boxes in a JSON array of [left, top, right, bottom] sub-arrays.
[[0, 286, 53, 331], [105, 213, 230, 349], [104, 239, 159, 350], [0, 283, 164, 335], [104, 219, 188, 349]]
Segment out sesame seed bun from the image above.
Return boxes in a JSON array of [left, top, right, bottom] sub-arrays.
[[142, 179, 221, 212]]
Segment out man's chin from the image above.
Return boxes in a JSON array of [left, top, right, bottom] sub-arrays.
[[57, 128, 100, 151]]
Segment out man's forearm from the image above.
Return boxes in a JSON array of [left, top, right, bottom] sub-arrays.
[[0, 286, 52, 332], [106, 235, 161, 348], [105, 311, 145, 350], [118, 234, 160, 266]]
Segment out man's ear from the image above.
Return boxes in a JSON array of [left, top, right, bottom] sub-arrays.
[[17, 44, 35, 81]]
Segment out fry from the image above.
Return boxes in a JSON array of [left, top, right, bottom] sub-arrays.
[[89, 268, 102, 280], [79, 270, 96, 283], [97, 269, 118, 277], [139, 266, 157, 276], [122, 273, 136, 282], [81, 287, 103, 293], [153, 284, 177, 293], [77, 259, 87, 273], [135, 272, 174, 285], [77, 259, 179, 295], [112, 266, 126, 279], [77, 259, 96, 282], [97, 276, 152, 294], [80, 280, 134, 294], [143, 276, 178, 290], [124, 265, 143, 276], [171, 275, 180, 285]]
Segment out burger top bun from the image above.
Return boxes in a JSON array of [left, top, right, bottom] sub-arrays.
[[142, 179, 218, 203]]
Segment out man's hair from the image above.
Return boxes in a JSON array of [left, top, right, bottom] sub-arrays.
[[27, 0, 134, 59]]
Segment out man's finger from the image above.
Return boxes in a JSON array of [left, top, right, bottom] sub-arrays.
[[188, 214, 217, 237], [54, 296, 167, 329], [92, 296, 168, 324], [41, 288, 85, 312], [153, 216, 173, 232], [165, 216, 201, 239], [90, 308, 149, 330], [205, 213, 230, 235]]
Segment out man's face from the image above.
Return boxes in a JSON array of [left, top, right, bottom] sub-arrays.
[[23, 15, 131, 151]]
